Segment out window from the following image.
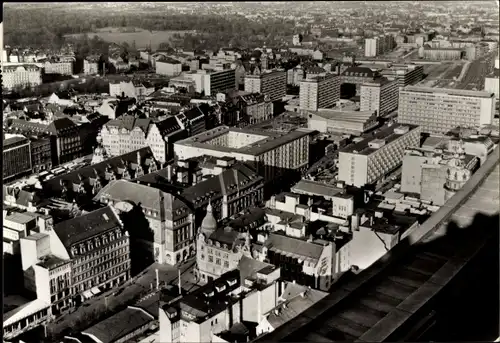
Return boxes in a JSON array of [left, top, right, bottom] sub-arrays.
[[216, 258, 221, 265], [208, 255, 213, 263]]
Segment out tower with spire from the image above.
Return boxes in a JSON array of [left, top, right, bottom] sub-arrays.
[[91, 132, 108, 165], [200, 201, 217, 237]]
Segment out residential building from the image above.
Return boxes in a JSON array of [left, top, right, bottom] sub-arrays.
[[299, 74, 341, 111], [83, 58, 99, 75], [30, 136, 52, 173], [398, 86, 496, 135], [43, 61, 73, 75], [177, 105, 208, 137], [159, 267, 281, 343], [100, 115, 186, 163], [94, 180, 195, 266], [3, 64, 42, 90], [360, 77, 399, 116], [306, 108, 378, 135], [244, 70, 287, 102], [187, 69, 237, 96], [365, 35, 396, 57], [401, 146, 479, 205], [3, 135, 32, 182], [109, 81, 155, 99], [422, 47, 464, 60], [484, 69, 499, 99], [338, 124, 421, 187], [380, 64, 424, 89], [237, 93, 273, 127], [340, 67, 380, 93], [156, 57, 183, 76], [174, 126, 310, 185]]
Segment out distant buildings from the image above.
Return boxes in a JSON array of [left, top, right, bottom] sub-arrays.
[[364, 35, 396, 57], [3, 135, 32, 182], [244, 70, 287, 102], [421, 47, 464, 60], [398, 86, 496, 135], [83, 58, 99, 75], [360, 77, 399, 116], [3, 64, 42, 90], [155, 57, 183, 76], [340, 67, 380, 93], [43, 61, 73, 75], [338, 124, 421, 188], [237, 93, 274, 126], [380, 64, 424, 89], [109, 80, 155, 99], [100, 115, 186, 163], [299, 74, 341, 111], [187, 69, 237, 96]]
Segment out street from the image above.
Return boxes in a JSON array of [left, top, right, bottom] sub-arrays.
[[46, 259, 196, 339]]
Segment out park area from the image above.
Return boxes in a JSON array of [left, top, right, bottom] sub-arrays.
[[64, 27, 196, 50]]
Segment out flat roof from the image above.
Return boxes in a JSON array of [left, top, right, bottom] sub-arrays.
[[308, 109, 376, 123], [175, 126, 311, 156], [4, 212, 36, 225], [340, 124, 420, 156], [401, 85, 494, 99]]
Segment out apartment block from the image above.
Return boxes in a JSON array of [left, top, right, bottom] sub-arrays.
[[155, 57, 183, 77], [188, 69, 237, 96], [338, 124, 421, 187], [244, 70, 287, 102], [3, 135, 32, 182], [360, 77, 399, 116], [365, 35, 396, 57], [299, 74, 341, 111], [380, 64, 424, 88], [43, 62, 73, 75], [398, 86, 496, 135], [422, 48, 464, 60], [3, 64, 42, 89]]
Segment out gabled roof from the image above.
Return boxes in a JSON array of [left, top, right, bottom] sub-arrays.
[[47, 117, 78, 135], [341, 66, 377, 78], [265, 232, 326, 262], [53, 206, 122, 251], [155, 116, 184, 137]]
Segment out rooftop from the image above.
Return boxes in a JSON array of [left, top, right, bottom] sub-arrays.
[[401, 85, 495, 99], [308, 108, 376, 123], [175, 126, 310, 156], [340, 124, 420, 156]]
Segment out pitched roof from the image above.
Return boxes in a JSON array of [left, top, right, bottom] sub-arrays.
[[94, 180, 191, 219], [53, 206, 122, 251], [47, 117, 78, 135], [341, 66, 377, 78], [155, 116, 184, 137], [265, 233, 326, 262], [83, 307, 154, 343]]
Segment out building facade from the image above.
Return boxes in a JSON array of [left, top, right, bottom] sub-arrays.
[[380, 64, 424, 89], [3, 135, 32, 181], [31, 136, 53, 173], [360, 78, 399, 116], [43, 62, 73, 75], [3, 64, 42, 90], [244, 70, 287, 102], [365, 35, 396, 57], [338, 124, 421, 187], [299, 74, 341, 111], [398, 86, 496, 135], [484, 70, 499, 99], [237, 93, 274, 127], [422, 48, 464, 60], [156, 58, 183, 76], [188, 69, 237, 96], [83, 59, 99, 75]]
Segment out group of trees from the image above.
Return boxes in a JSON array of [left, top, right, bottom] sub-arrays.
[[5, 6, 297, 51]]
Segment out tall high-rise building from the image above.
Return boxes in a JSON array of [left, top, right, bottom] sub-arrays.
[[299, 74, 341, 111], [380, 64, 424, 88], [187, 69, 237, 96], [360, 78, 399, 117], [398, 86, 496, 135], [365, 35, 395, 57], [244, 70, 287, 102], [3, 134, 32, 181]]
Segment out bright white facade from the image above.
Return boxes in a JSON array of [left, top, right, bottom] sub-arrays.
[[398, 86, 496, 135], [3, 64, 42, 89]]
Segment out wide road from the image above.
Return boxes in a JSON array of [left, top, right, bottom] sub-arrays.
[[455, 52, 497, 90]]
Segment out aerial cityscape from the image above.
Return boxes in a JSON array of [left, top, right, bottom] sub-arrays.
[[2, 1, 499, 343]]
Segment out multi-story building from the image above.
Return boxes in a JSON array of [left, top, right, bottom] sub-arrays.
[[100, 115, 186, 163], [340, 67, 380, 93], [49, 206, 131, 304], [484, 68, 499, 99], [160, 267, 281, 343], [83, 58, 99, 75], [43, 62, 73, 75], [237, 93, 274, 127], [174, 126, 310, 185], [156, 57, 183, 76], [338, 124, 421, 187], [401, 146, 479, 205], [3, 134, 32, 182], [30, 136, 53, 173], [360, 77, 399, 117], [94, 180, 195, 266], [307, 108, 378, 135], [187, 69, 237, 96], [3, 64, 42, 90], [398, 86, 496, 135], [109, 81, 155, 99], [169, 76, 196, 93], [244, 70, 287, 102], [380, 64, 424, 89], [364, 35, 396, 57], [299, 74, 341, 111], [422, 47, 464, 60]]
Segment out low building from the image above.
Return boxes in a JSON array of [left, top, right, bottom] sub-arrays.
[[237, 93, 273, 127], [109, 81, 155, 99], [3, 134, 32, 182], [338, 124, 421, 188], [422, 47, 464, 60], [307, 108, 378, 135], [156, 57, 183, 76], [484, 68, 499, 99]]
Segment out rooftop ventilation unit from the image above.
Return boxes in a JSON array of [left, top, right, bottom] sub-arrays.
[[394, 125, 410, 134], [369, 139, 386, 149]]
